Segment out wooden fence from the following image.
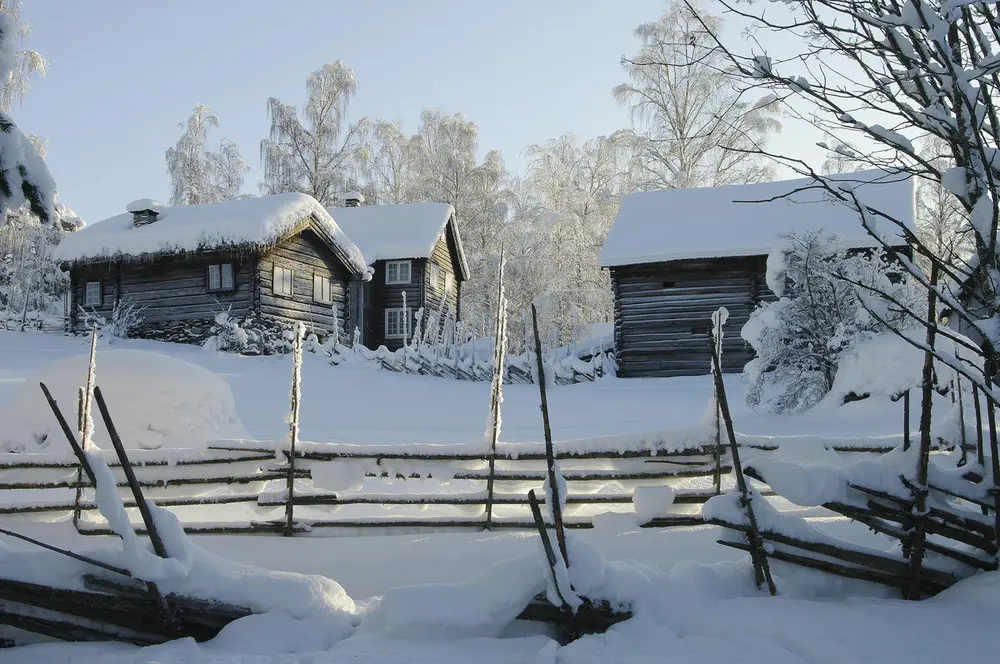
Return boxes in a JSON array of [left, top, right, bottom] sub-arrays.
[[0, 429, 917, 537]]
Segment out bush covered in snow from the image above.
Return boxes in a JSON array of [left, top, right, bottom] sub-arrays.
[[80, 298, 147, 341], [742, 230, 922, 413], [0, 349, 247, 451], [204, 309, 308, 355]]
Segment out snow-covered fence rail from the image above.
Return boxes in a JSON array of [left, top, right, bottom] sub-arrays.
[[329, 342, 615, 385], [0, 430, 930, 535]]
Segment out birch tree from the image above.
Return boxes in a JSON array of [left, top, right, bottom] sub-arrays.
[[166, 105, 249, 205], [615, 0, 780, 189], [260, 60, 368, 206], [0, 0, 44, 113]]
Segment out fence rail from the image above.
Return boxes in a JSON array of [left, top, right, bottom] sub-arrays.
[[0, 429, 913, 536]]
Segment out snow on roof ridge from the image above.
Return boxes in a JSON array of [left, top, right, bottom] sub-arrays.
[[54, 192, 368, 276], [598, 169, 916, 268], [328, 201, 469, 278]]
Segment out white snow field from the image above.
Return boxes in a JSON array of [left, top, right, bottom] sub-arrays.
[[0, 330, 997, 663]]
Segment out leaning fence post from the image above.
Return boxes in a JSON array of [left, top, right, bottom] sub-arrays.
[[903, 390, 911, 451], [285, 324, 304, 537], [485, 250, 507, 530], [710, 315, 776, 596], [531, 303, 568, 567]]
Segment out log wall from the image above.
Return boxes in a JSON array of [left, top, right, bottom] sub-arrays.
[[257, 229, 351, 338], [611, 256, 771, 378]]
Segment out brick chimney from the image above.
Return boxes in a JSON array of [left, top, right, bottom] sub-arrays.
[[126, 198, 165, 227], [344, 191, 365, 208]]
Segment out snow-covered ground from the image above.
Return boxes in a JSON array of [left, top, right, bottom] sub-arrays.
[[0, 330, 996, 663]]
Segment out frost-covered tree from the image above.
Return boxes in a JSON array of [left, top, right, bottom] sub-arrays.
[[0, 9, 53, 225], [260, 60, 368, 206], [509, 132, 633, 346], [743, 231, 920, 413], [615, 0, 779, 189], [916, 136, 971, 271], [0, 0, 44, 114], [356, 118, 419, 205], [166, 105, 248, 205]]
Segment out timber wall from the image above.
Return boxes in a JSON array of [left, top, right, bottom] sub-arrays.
[[611, 256, 771, 378]]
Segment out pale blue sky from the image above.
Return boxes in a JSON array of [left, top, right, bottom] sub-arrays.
[[18, 1, 818, 225]]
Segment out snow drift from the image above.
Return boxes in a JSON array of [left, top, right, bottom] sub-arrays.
[[0, 349, 247, 452]]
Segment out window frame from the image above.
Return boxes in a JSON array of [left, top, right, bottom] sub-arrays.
[[84, 280, 102, 307], [428, 262, 441, 291], [207, 263, 235, 293], [384, 307, 408, 339], [313, 273, 333, 304], [273, 265, 294, 297], [385, 260, 412, 285]]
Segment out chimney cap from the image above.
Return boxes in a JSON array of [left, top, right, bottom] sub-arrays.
[[344, 191, 365, 206], [126, 198, 165, 214]]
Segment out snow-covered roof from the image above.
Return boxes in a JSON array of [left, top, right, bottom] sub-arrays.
[[54, 193, 368, 276], [329, 202, 469, 280], [125, 198, 164, 214], [598, 170, 916, 267]]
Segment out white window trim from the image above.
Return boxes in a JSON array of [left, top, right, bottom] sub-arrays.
[[429, 262, 441, 291], [208, 263, 235, 292], [273, 265, 294, 297], [313, 273, 332, 304], [84, 281, 102, 307], [384, 307, 408, 339], [385, 260, 412, 285]]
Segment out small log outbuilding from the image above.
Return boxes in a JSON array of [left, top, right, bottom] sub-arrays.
[[598, 170, 916, 378], [55, 194, 371, 344]]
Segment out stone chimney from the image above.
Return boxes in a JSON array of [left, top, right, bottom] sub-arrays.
[[344, 191, 366, 208], [126, 198, 165, 227]]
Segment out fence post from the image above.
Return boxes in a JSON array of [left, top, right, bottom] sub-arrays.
[[485, 251, 507, 530], [285, 325, 304, 537], [711, 311, 725, 496], [73, 387, 85, 528]]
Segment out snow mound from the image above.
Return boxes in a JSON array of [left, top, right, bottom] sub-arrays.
[[0, 349, 247, 452]]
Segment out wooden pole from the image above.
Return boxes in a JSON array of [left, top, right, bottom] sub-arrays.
[[973, 382, 988, 516], [531, 303, 568, 567], [285, 325, 303, 537], [713, 325, 723, 495], [908, 261, 939, 601], [0, 526, 132, 578], [957, 373, 968, 465], [92, 386, 169, 560], [39, 382, 96, 486], [73, 387, 85, 528], [527, 489, 570, 610], [985, 362, 1000, 545], [709, 322, 776, 596], [903, 390, 911, 451], [485, 251, 507, 530]]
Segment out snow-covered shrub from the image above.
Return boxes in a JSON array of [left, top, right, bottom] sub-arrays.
[[204, 309, 300, 355], [80, 299, 147, 341], [742, 230, 922, 413]]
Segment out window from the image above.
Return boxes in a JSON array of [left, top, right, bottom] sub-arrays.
[[84, 281, 102, 306], [207, 263, 235, 292], [691, 324, 710, 335], [385, 260, 411, 284], [444, 272, 455, 295], [662, 281, 676, 289], [385, 308, 408, 339], [273, 266, 294, 297], [428, 262, 441, 290], [313, 274, 332, 304]]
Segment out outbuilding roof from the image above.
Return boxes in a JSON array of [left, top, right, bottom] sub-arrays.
[[598, 170, 916, 267]]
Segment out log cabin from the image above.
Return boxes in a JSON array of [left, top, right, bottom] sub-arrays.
[[598, 170, 916, 378], [54, 194, 370, 344], [330, 193, 468, 350]]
